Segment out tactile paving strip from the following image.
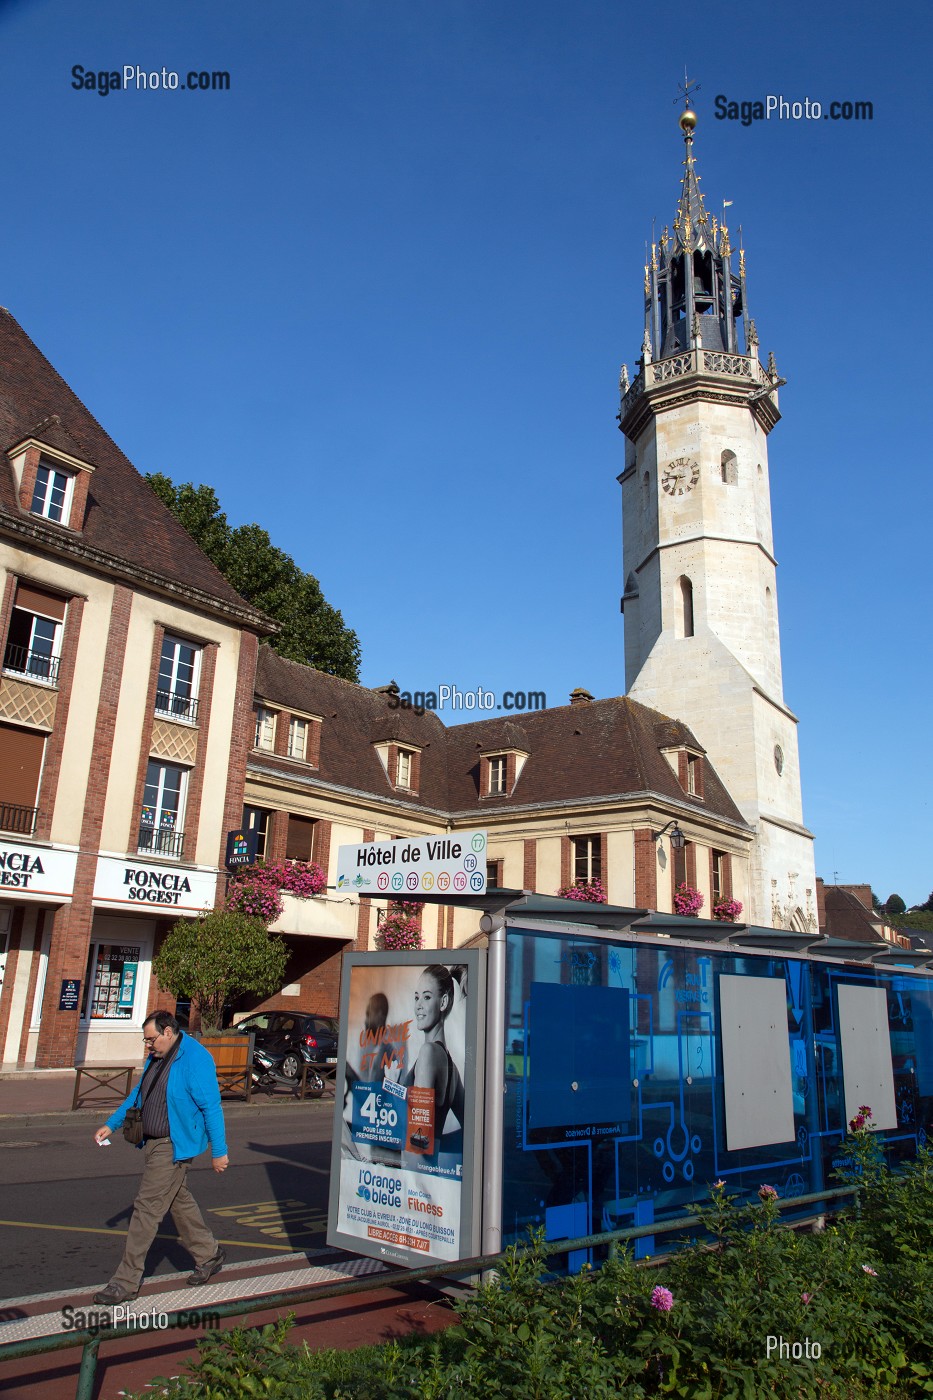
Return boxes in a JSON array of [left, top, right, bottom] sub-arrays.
[[0, 1254, 388, 1343]]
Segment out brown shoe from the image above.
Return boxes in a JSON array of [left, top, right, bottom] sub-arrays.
[[93, 1283, 138, 1304], [187, 1247, 225, 1286]]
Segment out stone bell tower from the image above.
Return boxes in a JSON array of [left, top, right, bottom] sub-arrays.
[[618, 104, 816, 931]]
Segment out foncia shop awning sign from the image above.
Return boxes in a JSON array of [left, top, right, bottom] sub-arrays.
[[336, 831, 487, 896]]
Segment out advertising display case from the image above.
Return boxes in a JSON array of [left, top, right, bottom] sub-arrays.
[[327, 948, 485, 1268]]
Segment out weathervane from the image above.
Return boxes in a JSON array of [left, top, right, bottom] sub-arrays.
[[675, 70, 700, 109]]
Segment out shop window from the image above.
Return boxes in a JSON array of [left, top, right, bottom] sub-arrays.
[[31, 461, 74, 523], [288, 717, 308, 761], [0, 724, 44, 834], [243, 805, 271, 859], [573, 835, 602, 885], [139, 760, 188, 859], [286, 813, 315, 862], [156, 635, 201, 722], [3, 583, 66, 686], [82, 943, 141, 1021], [254, 705, 276, 751]]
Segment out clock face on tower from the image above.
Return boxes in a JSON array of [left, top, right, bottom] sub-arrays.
[[661, 456, 700, 496]]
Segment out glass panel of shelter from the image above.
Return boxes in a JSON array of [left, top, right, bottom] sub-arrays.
[[501, 926, 933, 1275]]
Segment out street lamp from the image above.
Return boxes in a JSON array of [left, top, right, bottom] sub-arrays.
[[654, 821, 686, 850]]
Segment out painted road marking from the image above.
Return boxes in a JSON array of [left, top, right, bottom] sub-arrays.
[[0, 1219, 295, 1250], [211, 1198, 328, 1239]]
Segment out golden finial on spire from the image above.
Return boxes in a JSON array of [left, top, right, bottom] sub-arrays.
[[739, 248, 746, 276], [651, 242, 658, 271], [720, 226, 731, 257], [644, 266, 650, 294]]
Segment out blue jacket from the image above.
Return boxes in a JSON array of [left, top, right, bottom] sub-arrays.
[[107, 1032, 227, 1162]]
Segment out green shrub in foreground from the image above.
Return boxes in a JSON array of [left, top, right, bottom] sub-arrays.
[[132, 1136, 933, 1399]]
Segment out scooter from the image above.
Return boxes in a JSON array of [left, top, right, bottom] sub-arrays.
[[251, 1045, 325, 1097]]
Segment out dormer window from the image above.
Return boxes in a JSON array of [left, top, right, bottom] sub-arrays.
[[686, 754, 700, 795], [287, 717, 308, 761], [155, 635, 201, 722], [30, 462, 74, 523], [396, 748, 413, 788], [488, 755, 507, 795], [479, 747, 528, 799], [254, 705, 276, 751], [10, 434, 95, 533]]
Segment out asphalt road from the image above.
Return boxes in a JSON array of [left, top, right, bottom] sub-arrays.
[[0, 1100, 336, 1301]]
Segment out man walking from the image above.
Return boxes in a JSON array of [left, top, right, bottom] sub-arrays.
[[93, 1010, 228, 1304]]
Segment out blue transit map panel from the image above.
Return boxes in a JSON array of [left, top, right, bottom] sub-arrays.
[[500, 926, 933, 1273]]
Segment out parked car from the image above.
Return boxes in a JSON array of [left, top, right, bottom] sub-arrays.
[[233, 1011, 339, 1079]]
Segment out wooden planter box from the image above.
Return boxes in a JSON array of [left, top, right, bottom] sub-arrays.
[[198, 1031, 254, 1101]]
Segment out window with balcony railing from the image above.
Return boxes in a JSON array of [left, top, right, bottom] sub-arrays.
[[3, 595, 64, 688], [0, 722, 45, 835], [139, 760, 188, 860], [137, 824, 186, 859], [155, 635, 201, 723], [2, 644, 60, 685], [0, 802, 38, 836]]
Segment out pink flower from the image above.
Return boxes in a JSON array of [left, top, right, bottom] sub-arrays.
[[556, 879, 607, 904], [650, 1286, 674, 1312], [376, 910, 423, 951], [758, 1184, 778, 1202], [673, 883, 704, 917], [861, 1265, 878, 1276], [713, 1179, 725, 1189], [712, 897, 744, 923], [226, 858, 327, 923], [801, 1292, 812, 1305]]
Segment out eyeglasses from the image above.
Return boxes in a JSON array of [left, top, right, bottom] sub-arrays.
[[142, 1031, 163, 1045]]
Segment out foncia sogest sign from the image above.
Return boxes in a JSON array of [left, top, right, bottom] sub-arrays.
[[336, 831, 487, 897]]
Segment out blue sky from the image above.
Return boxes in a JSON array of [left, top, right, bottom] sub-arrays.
[[1, 0, 930, 904]]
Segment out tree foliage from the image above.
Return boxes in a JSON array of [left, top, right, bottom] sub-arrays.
[[146, 473, 361, 681], [885, 893, 907, 915], [153, 910, 289, 1032]]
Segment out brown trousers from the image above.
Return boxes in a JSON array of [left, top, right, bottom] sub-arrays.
[[110, 1137, 219, 1292]]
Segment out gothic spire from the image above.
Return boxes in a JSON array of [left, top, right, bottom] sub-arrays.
[[673, 110, 712, 254], [646, 106, 746, 359]]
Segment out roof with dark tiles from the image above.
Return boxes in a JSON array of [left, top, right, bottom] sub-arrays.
[[821, 884, 889, 945], [0, 308, 265, 620], [252, 647, 749, 826], [253, 648, 450, 811]]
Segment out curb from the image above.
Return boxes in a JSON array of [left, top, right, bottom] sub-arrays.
[[0, 1097, 334, 1127]]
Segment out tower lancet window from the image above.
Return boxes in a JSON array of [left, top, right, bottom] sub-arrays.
[[721, 450, 738, 485], [678, 576, 695, 638]]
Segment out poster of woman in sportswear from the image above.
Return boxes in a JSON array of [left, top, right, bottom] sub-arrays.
[[329, 949, 483, 1267]]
